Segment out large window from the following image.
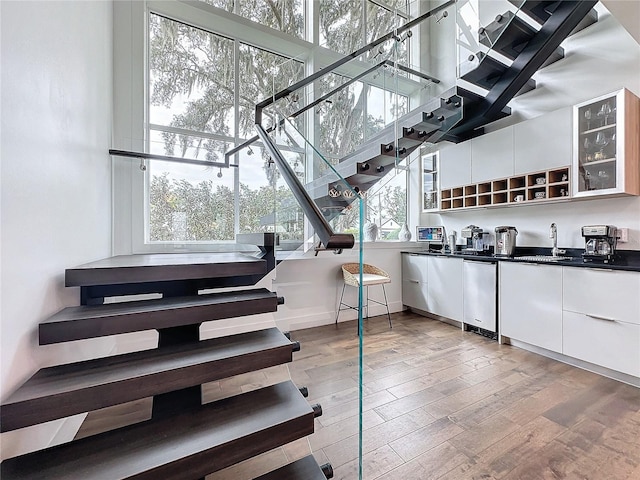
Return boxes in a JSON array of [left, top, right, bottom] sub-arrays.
[[147, 13, 304, 243], [116, 0, 417, 250]]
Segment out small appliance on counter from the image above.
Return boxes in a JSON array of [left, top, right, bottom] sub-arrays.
[[447, 231, 457, 253], [416, 225, 446, 251], [494, 226, 518, 257], [461, 225, 489, 254], [582, 225, 617, 263]]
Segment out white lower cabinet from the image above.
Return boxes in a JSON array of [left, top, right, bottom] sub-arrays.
[[401, 254, 462, 322], [499, 262, 563, 352], [401, 253, 428, 312], [562, 267, 640, 377], [562, 311, 640, 377], [463, 260, 497, 332], [427, 256, 463, 321]]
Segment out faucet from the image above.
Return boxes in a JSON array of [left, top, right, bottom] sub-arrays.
[[550, 223, 565, 257]]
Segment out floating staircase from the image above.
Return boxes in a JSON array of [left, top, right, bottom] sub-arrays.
[[1, 234, 333, 479], [291, 0, 598, 225]]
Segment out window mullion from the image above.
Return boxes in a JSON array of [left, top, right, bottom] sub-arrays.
[[234, 38, 241, 236]]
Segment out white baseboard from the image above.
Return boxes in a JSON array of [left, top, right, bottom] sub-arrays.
[[506, 338, 640, 388]]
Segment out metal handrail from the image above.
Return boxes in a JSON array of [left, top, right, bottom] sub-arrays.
[[254, 0, 454, 124], [109, 149, 238, 169], [254, 124, 355, 251]]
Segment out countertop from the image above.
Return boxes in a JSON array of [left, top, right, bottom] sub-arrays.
[[401, 247, 640, 272]]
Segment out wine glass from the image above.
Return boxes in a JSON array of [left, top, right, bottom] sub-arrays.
[[598, 103, 612, 126], [595, 131, 607, 146], [583, 108, 591, 130], [583, 137, 593, 162]]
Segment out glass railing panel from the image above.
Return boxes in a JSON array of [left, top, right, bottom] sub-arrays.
[[456, 0, 527, 84], [242, 3, 461, 477]]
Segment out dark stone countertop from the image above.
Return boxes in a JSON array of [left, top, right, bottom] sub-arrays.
[[401, 247, 640, 272]]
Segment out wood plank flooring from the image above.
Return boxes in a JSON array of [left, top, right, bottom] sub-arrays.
[[75, 312, 640, 479]]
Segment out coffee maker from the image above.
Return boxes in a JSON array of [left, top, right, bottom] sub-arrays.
[[582, 225, 617, 263], [461, 225, 488, 254]]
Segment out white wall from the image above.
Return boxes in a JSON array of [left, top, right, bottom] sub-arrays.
[[424, 5, 640, 250], [0, 0, 113, 459]]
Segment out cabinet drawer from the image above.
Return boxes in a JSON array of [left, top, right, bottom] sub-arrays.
[[402, 254, 428, 284], [563, 311, 640, 377], [563, 268, 640, 325], [402, 280, 428, 312]]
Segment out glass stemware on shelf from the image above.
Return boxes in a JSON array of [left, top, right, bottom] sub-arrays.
[[583, 107, 591, 130], [583, 136, 593, 163], [594, 131, 609, 161], [597, 102, 612, 127]]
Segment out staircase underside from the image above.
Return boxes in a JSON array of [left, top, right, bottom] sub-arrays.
[[300, 0, 598, 225]]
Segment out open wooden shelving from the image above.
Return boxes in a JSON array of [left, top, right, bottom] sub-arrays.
[[440, 167, 570, 210]]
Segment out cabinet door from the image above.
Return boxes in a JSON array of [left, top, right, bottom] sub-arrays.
[[471, 126, 514, 183], [514, 106, 572, 174], [563, 311, 640, 377], [463, 261, 497, 332], [402, 254, 428, 311], [499, 262, 562, 352], [563, 268, 640, 325], [428, 256, 463, 321], [572, 88, 640, 197], [440, 141, 472, 189]]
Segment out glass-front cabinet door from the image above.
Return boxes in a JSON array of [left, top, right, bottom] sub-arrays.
[[573, 88, 640, 197], [422, 150, 439, 211]]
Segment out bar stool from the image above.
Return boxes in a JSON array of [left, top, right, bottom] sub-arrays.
[[335, 263, 392, 329]]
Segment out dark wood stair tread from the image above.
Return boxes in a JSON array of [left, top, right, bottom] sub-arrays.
[[479, 10, 537, 60], [39, 288, 279, 344], [65, 252, 267, 287], [1, 381, 314, 480], [2, 328, 295, 432], [254, 456, 331, 480]]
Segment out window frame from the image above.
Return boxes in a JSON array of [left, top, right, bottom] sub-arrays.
[[112, 0, 416, 254]]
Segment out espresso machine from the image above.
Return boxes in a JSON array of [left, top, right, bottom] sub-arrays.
[[582, 225, 617, 263], [461, 225, 488, 254]]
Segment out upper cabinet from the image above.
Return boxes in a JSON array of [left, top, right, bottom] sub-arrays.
[[439, 141, 472, 190], [471, 126, 514, 183], [514, 106, 572, 174], [573, 88, 640, 197]]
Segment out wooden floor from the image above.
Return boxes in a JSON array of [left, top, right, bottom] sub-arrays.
[[76, 312, 640, 479]]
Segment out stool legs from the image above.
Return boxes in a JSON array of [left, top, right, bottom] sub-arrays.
[[382, 284, 392, 328], [335, 283, 391, 330], [335, 283, 347, 324]]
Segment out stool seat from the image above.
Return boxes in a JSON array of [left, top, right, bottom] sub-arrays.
[[336, 263, 392, 330], [359, 274, 391, 286]]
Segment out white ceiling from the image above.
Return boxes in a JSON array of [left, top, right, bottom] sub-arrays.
[[601, 0, 640, 44]]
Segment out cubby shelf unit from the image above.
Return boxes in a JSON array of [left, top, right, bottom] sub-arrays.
[[440, 167, 570, 210]]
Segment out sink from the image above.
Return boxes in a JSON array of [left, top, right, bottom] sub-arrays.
[[515, 255, 575, 262]]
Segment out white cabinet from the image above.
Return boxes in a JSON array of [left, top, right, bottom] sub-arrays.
[[563, 311, 640, 377], [463, 261, 497, 332], [401, 253, 428, 312], [427, 256, 463, 321], [439, 141, 472, 189], [401, 254, 463, 322], [471, 126, 514, 183], [499, 262, 563, 352], [514, 106, 572, 174], [562, 268, 640, 377]]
